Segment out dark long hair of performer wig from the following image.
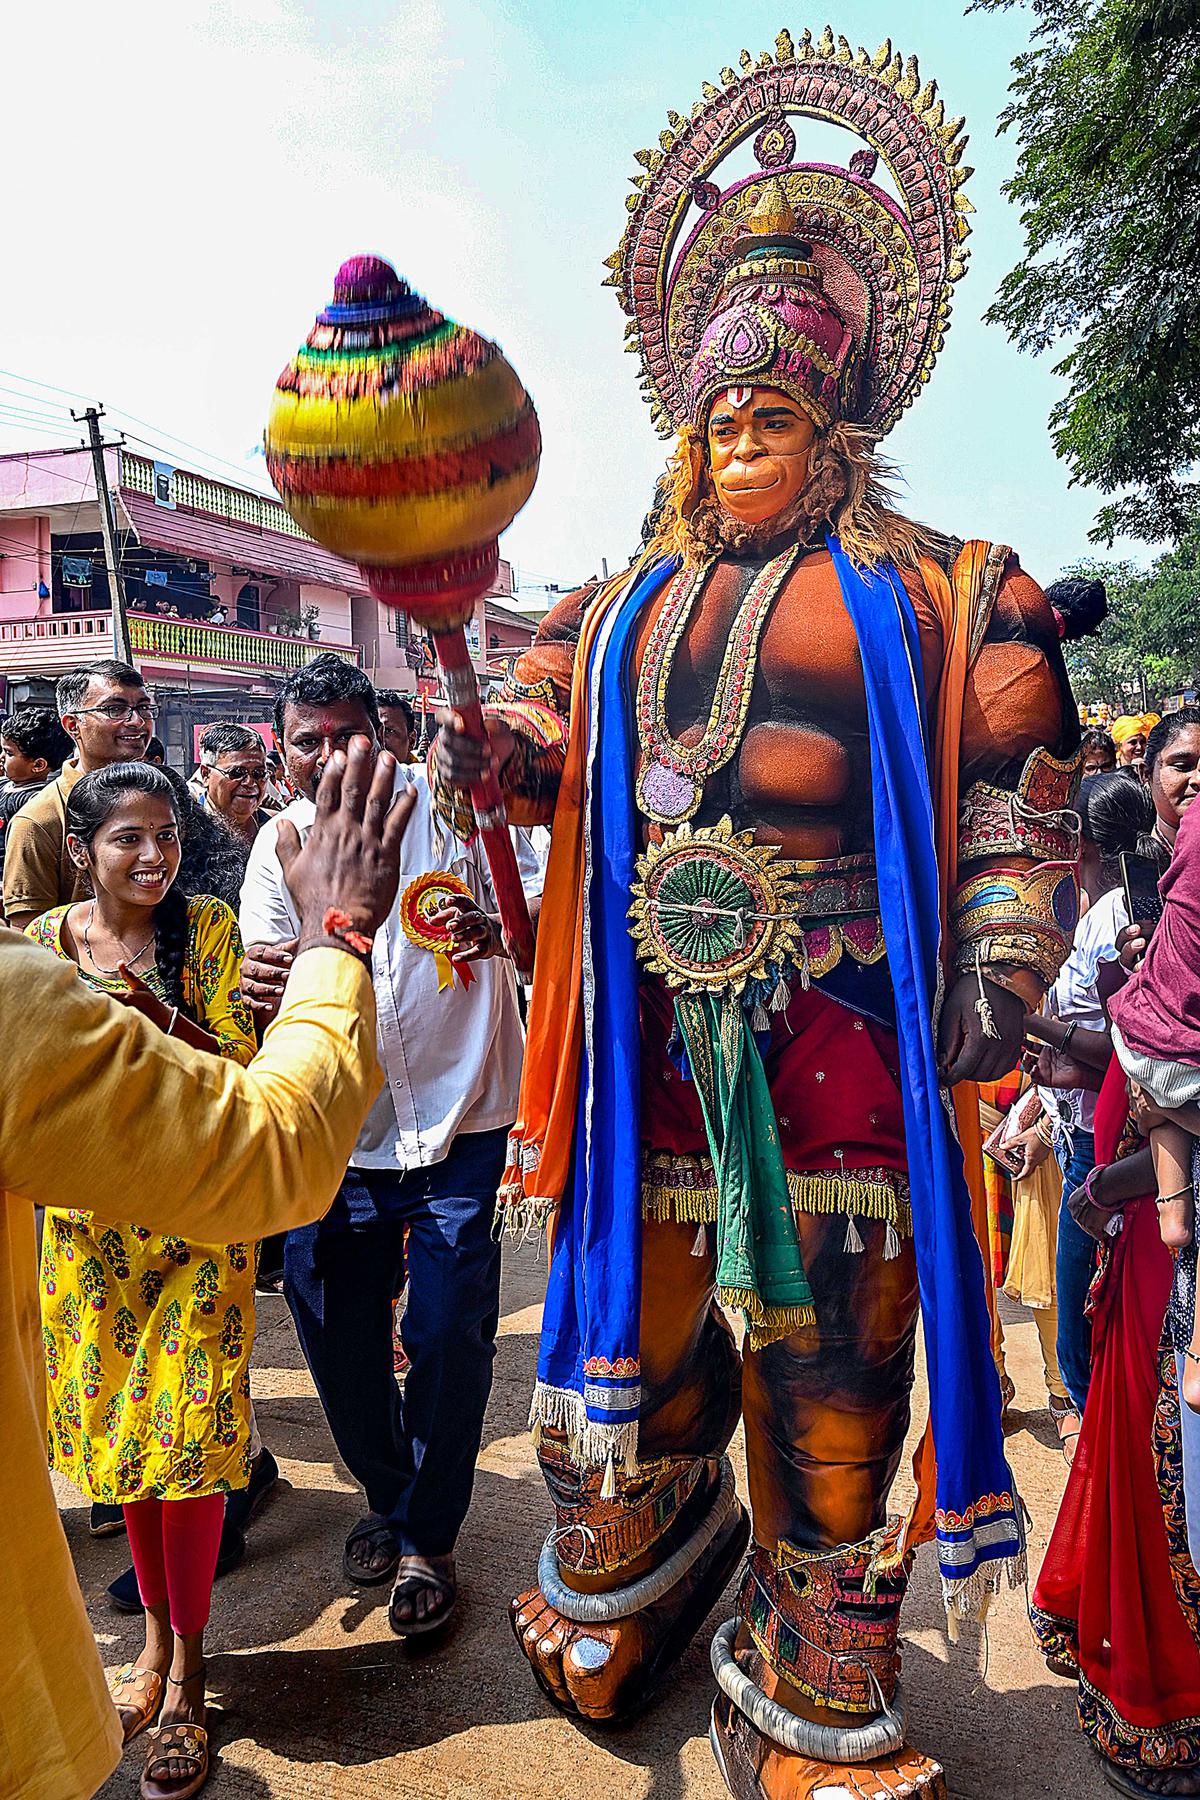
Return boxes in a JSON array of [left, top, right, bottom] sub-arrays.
[[66, 761, 191, 1016]]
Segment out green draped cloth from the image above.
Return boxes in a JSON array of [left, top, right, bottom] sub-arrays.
[[675, 993, 814, 1349]]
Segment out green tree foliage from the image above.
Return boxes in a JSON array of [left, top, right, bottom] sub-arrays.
[[1060, 522, 1200, 702], [976, 0, 1200, 543]]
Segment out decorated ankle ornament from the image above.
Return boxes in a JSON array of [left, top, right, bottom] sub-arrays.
[[710, 1618, 907, 1765], [536, 1457, 738, 1623]]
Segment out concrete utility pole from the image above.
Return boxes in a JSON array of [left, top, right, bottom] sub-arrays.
[[73, 405, 133, 665]]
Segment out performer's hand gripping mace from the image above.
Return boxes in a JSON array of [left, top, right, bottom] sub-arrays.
[[366, 560, 537, 976], [264, 256, 542, 974]]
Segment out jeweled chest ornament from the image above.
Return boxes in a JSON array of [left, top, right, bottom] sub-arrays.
[[628, 817, 804, 996], [634, 544, 799, 825]]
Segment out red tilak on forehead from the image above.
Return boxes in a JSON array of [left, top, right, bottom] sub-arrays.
[[288, 706, 369, 740]]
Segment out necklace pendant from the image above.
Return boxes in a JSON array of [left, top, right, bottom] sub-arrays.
[[639, 760, 697, 823]]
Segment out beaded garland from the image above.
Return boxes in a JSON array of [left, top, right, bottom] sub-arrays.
[[635, 544, 799, 825]]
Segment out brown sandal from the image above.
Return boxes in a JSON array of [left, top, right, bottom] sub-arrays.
[[140, 1670, 209, 1800], [110, 1665, 163, 1744]]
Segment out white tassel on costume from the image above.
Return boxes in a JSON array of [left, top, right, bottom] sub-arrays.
[[600, 1451, 617, 1500], [844, 1214, 865, 1254], [751, 1001, 770, 1033], [691, 1223, 708, 1257], [770, 976, 790, 1013], [883, 1221, 901, 1261]]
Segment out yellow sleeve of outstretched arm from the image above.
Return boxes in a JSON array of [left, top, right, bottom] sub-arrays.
[[0, 934, 380, 1239]]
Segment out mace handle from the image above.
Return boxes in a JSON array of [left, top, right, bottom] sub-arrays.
[[430, 626, 537, 978]]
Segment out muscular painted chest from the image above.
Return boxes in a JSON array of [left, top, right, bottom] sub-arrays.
[[633, 551, 877, 856]]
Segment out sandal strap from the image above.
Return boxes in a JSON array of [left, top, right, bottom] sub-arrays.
[[112, 1666, 163, 1704], [346, 1515, 396, 1547], [144, 1721, 208, 1772]]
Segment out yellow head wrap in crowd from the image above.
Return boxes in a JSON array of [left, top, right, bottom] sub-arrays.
[[1112, 714, 1149, 746]]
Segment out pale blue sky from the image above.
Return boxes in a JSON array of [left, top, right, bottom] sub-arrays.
[[0, 1, 1132, 597]]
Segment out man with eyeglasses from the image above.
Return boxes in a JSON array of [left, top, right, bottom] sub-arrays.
[[195, 721, 271, 848], [2, 659, 155, 932]]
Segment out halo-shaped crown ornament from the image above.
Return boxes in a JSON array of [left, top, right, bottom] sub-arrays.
[[607, 26, 974, 440]]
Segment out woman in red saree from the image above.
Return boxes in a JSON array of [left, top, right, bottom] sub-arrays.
[[1033, 1058, 1200, 1795]]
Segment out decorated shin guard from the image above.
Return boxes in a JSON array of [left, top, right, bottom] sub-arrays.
[[738, 1536, 910, 1717], [707, 1537, 951, 1799], [539, 1438, 711, 1577]]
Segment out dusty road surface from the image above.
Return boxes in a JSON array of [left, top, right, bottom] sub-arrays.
[[62, 1254, 1105, 1800]]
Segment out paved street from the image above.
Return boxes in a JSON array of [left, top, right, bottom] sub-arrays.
[[63, 1255, 1104, 1800]]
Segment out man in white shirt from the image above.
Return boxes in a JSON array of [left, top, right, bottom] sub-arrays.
[[240, 655, 541, 1636]]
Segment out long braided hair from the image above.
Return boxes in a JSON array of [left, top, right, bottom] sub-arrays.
[[65, 762, 192, 1016]]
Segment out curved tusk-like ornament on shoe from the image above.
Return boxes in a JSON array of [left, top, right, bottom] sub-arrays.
[[710, 1615, 907, 1764], [537, 1458, 740, 1623]]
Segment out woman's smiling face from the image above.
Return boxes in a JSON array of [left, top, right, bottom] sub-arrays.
[[69, 793, 181, 907]]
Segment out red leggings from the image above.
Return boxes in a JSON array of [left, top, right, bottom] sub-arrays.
[[123, 1494, 224, 1636]]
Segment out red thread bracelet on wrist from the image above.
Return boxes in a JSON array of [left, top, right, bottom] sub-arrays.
[[322, 908, 374, 956]]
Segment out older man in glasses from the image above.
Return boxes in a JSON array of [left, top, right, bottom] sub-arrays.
[[2, 659, 155, 931]]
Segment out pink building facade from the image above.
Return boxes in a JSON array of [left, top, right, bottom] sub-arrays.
[[0, 445, 521, 763]]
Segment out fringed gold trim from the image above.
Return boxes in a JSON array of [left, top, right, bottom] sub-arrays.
[[788, 1170, 913, 1236], [643, 1185, 719, 1223], [641, 1161, 913, 1236], [495, 1195, 557, 1243], [721, 1289, 817, 1352], [943, 1549, 1029, 1637]]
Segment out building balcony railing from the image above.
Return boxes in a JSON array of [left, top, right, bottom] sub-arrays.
[[128, 612, 360, 671], [0, 610, 360, 677], [120, 452, 310, 540]]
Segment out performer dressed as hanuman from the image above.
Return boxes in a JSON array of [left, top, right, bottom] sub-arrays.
[[437, 28, 1080, 1800]]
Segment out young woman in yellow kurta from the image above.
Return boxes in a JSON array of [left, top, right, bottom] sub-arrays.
[[27, 761, 256, 1800]]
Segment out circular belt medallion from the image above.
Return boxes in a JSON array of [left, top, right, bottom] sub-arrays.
[[628, 817, 803, 994]]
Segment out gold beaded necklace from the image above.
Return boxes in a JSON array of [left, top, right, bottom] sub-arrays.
[[634, 543, 798, 825]]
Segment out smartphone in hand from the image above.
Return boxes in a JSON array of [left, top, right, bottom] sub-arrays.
[[1120, 850, 1165, 939]]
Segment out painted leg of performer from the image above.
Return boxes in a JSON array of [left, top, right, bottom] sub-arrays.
[[512, 1216, 746, 1720], [711, 1212, 946, 1798]]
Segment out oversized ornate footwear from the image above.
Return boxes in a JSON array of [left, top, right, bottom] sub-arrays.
[[710, 1690, 947, 1800], [512, 1453, 749, 1723], [706, 1532, 943, 1797]]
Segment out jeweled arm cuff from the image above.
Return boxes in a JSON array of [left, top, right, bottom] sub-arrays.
[[950, 862, 1079, 989], [958, 747, 1083, 867]]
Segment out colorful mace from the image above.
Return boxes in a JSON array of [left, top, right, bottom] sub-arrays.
[[264, 254, 541, 971]]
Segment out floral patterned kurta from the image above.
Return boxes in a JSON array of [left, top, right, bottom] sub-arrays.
[[28, 896, 258, 1501]]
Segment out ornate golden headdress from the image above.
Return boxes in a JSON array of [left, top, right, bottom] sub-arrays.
[[608, 27, 974, 439]]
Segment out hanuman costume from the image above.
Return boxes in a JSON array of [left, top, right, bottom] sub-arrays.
[[437, 30, 1080, 1799]]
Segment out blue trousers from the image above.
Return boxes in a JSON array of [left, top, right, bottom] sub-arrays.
[[283, 1128, 506, 1559], [1054, 1129, 1097, 1415]]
